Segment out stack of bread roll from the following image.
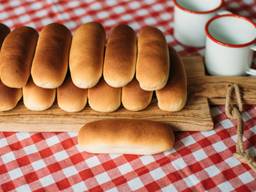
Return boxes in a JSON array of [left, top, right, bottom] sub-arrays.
[[0, 22, 187, 113]]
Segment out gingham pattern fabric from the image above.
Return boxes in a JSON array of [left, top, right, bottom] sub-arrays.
[[0, 0, 256, 191]]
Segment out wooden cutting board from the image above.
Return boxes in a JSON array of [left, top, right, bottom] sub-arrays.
[[0, 56, 255, 132]]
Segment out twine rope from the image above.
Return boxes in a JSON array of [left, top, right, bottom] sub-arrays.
[[225, 84, 256, 173]]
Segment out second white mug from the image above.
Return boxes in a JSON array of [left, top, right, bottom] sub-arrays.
[[174, 0, 224, 47], [205, 14, 256, 76]]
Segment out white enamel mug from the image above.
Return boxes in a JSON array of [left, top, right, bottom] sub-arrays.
[[205, 14, 256, 76], [174, 0, 224, 47]]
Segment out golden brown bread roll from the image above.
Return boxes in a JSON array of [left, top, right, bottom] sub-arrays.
[[103, 24, 136, 87], [78, 119, 175, 155], [0, 25, 21, 112], [31, 23, 72, 89], [23, 78, 56, 111], [70, 22, 106, 88], [0, 26, 38, 88], [57, 76, 87, 112], [88, 78, 121, 112], [136, 26, 169, 91], [156, 47, 187, 111], [0, 80, 22, 111], [122, 79, 153, 111]]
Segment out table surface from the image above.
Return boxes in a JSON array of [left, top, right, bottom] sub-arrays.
[[0, 0, 256, 191]]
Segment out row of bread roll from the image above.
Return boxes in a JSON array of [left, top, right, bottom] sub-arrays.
[[0, 49, 186, 114], [0, 22, 169, 92], [0, 23, 186, 112], [0, 23, 71, 89], [64, 46, 187, 113], [71, 23, 169, 90]]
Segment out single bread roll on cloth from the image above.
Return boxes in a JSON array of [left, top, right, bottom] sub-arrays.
[[122, 79, 152, 111], [23, 78, 56, 111], [78, 119, 175, 155], [88, 78, 121, 112], [0, 26, 38, 88], [136, 26, 169, 91], [31, 23, 71, 88], [70, 22, 106, 88], [103, 24, 137, 87], [156, 47, 187, 111], [57, 75, 87, 112]]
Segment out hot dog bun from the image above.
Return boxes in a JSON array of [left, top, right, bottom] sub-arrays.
[[122, 79, 152, 111], [0, 25, 21, 112], [0, 26, 38, 88], [103, 24, 136, 87], [88, 78, 121, 112], [0, 80, 22, 111], [70, 22, 106, 88], [31, 23, 71, 88], [156, 47, 187, 111], [78, 119, 175, 155], [57, 75, 87, 112], [136, 26, 169, 91], [23, 78, 56, 111]]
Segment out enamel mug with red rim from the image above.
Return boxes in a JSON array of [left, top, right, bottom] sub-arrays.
[[174, 0, 224, 47], [205, 14, 256, 76]]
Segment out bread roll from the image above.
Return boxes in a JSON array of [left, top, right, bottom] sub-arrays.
[[0, 25, 21, 112], [23, 78, 56, 111], [31, 23, 71, 88], [78, 119, 175, 155], [103, 24, 136, 87], [122, 79, 152, 111], [0, 26, 38, 88], [70, 22, 106, 88], [57, 76, 87, 112], [136, 26, 169, 91], [156, 47, 187, 111], [88, 78, 121, 112], [0, 80, 22, 111]]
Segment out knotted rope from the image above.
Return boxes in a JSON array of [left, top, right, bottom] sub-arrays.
[[225, 84, 256, 173]]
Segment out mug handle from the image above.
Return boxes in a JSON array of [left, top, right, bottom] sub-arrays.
[[245, 45, 256, 76]]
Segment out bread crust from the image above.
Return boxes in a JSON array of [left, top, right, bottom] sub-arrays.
[[0, 26, 38, 88], [70, 22, 106, 88], [78, 119, 175, 155], [136, 26, 169, 91], [103, 24, 137, 87], [156, 47, 187, 111], [23, 78, 56, 111], [31, 23, 71, 88], [88, 78, 121, 112], [122, 79, 152, 111], [57, 76, 87, 112], [0, 80, 22, 111]]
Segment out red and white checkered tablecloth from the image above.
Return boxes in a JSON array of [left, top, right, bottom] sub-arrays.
[[0, 0, 256, 191]]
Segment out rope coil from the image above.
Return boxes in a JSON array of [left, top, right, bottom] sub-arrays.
[[225, 84, 256, 173]]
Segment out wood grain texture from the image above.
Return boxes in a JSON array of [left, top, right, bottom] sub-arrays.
[[4, 55, 246, 132], [185, 56, 256, 105], [0, 97, 212, 132]]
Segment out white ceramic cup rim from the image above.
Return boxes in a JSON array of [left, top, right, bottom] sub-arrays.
[[205, 14, 256, 48], [174, 0, 224, 14]]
